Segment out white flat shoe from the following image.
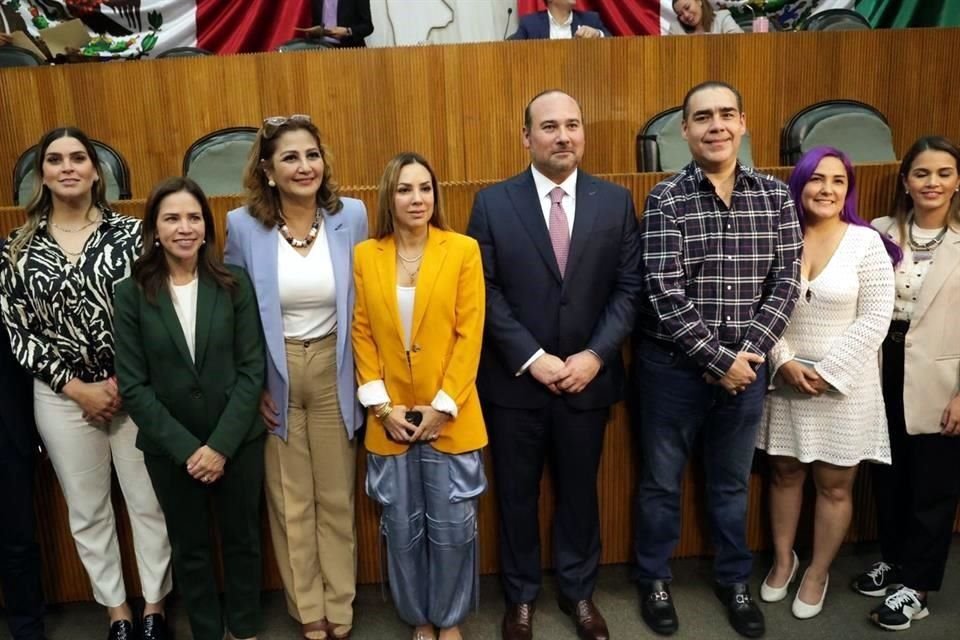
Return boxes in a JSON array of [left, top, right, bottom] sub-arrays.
[[792, 571, 828, 619], [760, 550, 798, 602]]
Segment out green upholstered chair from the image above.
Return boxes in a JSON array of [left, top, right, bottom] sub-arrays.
[[182, 127, 258, 196], [780, 100, 895, 165]]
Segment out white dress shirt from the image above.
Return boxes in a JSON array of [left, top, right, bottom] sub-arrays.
[[548, 10, 604, 39]]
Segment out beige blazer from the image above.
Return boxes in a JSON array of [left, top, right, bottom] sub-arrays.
[[873, 216, 960, 434]]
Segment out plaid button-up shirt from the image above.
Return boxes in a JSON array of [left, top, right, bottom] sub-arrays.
[[637, 162, 802, 378]]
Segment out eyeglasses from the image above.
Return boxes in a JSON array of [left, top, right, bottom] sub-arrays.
[[262, 114, 312, 139]]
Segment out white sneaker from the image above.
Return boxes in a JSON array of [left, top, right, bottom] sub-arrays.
[[870, 586, 929, 631], [792, 571, 828, 619], [760, 550, 798, 602]]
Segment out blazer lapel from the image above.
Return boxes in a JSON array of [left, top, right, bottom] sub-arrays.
[[411, 230, 449, 343], [508, 171, 563, 283], [564, 173, 599, 285], [193, 275, 218, 371], [375, 237, 407, 347], [911, 228, 960, 325], [324, 212, 349, 370], [251, 223, 286, 381], [157, 287, 199, 379]]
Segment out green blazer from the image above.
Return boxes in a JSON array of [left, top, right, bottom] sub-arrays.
[[114, 265, 266, 465]]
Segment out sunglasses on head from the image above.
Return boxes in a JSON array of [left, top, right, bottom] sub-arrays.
[[262, 114, 312, 139]]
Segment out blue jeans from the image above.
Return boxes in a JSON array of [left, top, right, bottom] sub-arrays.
[[366, 445, 486, 628], [632, 340, 766, 586]]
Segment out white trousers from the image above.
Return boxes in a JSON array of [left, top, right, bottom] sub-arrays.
[[33, 380, 173, 607]]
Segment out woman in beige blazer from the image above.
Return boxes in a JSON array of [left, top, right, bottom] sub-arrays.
[[855, 136, 960, 632]]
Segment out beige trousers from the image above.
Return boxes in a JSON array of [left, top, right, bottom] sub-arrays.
[[33, 380, 173, 607], [265, 335, 357, 632]]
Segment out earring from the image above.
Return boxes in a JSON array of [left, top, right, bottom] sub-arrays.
[[202, 239, 207, 244], [268, 178, 276, 187], [154, 239, 160, 247]]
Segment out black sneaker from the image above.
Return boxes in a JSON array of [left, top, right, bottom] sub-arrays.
[[714, 583, 765, 638], [639, 580, 679, 636], [870, 586, 929, 631], [851, 561, 902, 597]]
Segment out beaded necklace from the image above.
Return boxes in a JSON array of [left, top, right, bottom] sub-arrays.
[[278, 208, 322, 248]]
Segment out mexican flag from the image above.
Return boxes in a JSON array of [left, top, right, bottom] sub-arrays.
[[4, 0, 311, 57]]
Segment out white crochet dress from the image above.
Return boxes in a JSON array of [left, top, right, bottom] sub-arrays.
[[757, 224, 895, 465]]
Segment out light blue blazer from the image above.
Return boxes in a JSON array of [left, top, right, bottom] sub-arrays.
[[224, 199, 368, 441]]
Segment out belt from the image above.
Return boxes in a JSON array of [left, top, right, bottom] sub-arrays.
[[284, 333, 335, 349]]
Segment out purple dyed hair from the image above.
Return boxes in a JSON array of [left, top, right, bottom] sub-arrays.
[[788, 146, 903, 265]]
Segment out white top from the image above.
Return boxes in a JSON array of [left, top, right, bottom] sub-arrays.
[[757, 225, 895, 465], [548, 9, 574, 39], [893, 224, 940, 321], [277, 224, 337, 340], [169, 277, 199, 362], [397, 285, 416, 350], [669, 9, 743, 35]]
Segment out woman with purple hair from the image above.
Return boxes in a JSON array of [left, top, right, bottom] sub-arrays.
[[755, 146, 897, 619]]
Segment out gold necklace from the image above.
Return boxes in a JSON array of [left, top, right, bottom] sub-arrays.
[[398, 257, 421, 282], [50, 206, 102, 233]]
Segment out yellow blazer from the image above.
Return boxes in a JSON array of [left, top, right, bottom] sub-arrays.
[[873, 216, 960, 434], [352, 228, 488, 456]]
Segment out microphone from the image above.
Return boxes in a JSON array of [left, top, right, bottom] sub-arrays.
[[503, 7, 514, 40]]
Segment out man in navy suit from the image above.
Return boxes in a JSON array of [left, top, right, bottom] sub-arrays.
[[511, 0, 610, 40], [0, 242, 47, 640], [467, 90, 641, 640]]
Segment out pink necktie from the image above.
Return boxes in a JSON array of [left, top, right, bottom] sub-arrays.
[[549, 186, 570, 276]]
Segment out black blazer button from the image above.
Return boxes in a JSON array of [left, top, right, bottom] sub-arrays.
[[190, 389, 202, 399]]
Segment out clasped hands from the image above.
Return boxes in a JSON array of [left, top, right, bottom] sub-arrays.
[[65, 377, 122, 425], [703, 351, 766, 396], [186, 445, 226, 484], [381, 405, 450, 443], [774, 359, 830, 396], [530, 350, 602, 395]]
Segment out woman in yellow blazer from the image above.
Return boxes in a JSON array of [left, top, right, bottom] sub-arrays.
[[352, 152, 486, 640], [855, 136, 960, 632]]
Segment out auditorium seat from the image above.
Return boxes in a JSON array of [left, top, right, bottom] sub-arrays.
[[800, 9, 872, 31], [13, 140, 131, 206], [636, 106, 754, 173], [275, 38, 333, 52], [182, 127, 258, 196], [0, 45, 45, 68], [780, 100, 895, 165], [156, 46, 214, 58]]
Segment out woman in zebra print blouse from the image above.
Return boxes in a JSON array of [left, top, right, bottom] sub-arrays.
[[0, 127, 173, 640]]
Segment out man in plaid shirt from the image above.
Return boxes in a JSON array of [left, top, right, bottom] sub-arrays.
[[631, 81, 802, 639]]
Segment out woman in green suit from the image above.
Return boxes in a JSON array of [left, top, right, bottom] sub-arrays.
[[114, 177, 266, 640]]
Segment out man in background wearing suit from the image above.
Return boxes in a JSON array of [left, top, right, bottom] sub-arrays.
[[511, 0, 609, 39], [0, 242, 47, 640], [301, 0, 374, 47], [467, 90, 642, 640]]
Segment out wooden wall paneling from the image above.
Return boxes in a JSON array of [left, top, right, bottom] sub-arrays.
[[4, 165, 960, 603]]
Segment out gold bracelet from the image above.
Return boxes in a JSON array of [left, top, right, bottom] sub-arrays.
[[373, 402, 393, 420]]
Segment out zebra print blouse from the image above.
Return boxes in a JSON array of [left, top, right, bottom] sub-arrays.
[[0, 208, 142, 392]]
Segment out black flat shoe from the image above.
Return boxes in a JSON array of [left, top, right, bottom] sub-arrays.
[[108, 620, 135, 640], [141, 613, 169, 640], [639, 580, 679, 636], [715, 583, 765, 638]]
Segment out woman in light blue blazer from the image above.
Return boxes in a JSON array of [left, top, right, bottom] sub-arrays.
[[224, 115, 366, 640]]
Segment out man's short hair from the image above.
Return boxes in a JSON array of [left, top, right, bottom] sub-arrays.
[[523, 89, 584, 130], [681, 81, 744, 120]]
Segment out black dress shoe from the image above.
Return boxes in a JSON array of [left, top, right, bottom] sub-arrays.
[[107, 620, 135, 640], [714, 583, 765, 638], [639, 580, 679, 636], [501, 602, 535, 640], [141, 613, 168, 640]]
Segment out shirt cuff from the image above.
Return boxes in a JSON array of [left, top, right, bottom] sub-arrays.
[[357, 380, 390, 407], [705, 345, 738, 379], [431, 390, 458, 418], [516, 348, 545, 377]]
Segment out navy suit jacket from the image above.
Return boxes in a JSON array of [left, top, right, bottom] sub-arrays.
[[511, 9, 611, 40], [0, 239, 38, 459], [466, 169, 642, 410]]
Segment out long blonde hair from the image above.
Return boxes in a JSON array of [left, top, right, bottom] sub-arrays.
[[7, 127, 108, 263]]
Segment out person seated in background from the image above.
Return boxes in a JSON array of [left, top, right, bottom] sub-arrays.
[[670, 0, 743, 34], [297, 0, 374, 47], [511, 0, 609, 40]]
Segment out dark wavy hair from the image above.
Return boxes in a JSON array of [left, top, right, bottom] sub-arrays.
[[788, 146, 902, 265], [8, 126, 108, 263], [242, 117, 342, 228], [375, 152, 450, 239], [132, 177, 237, 303], [890, 136, 960, 243]]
